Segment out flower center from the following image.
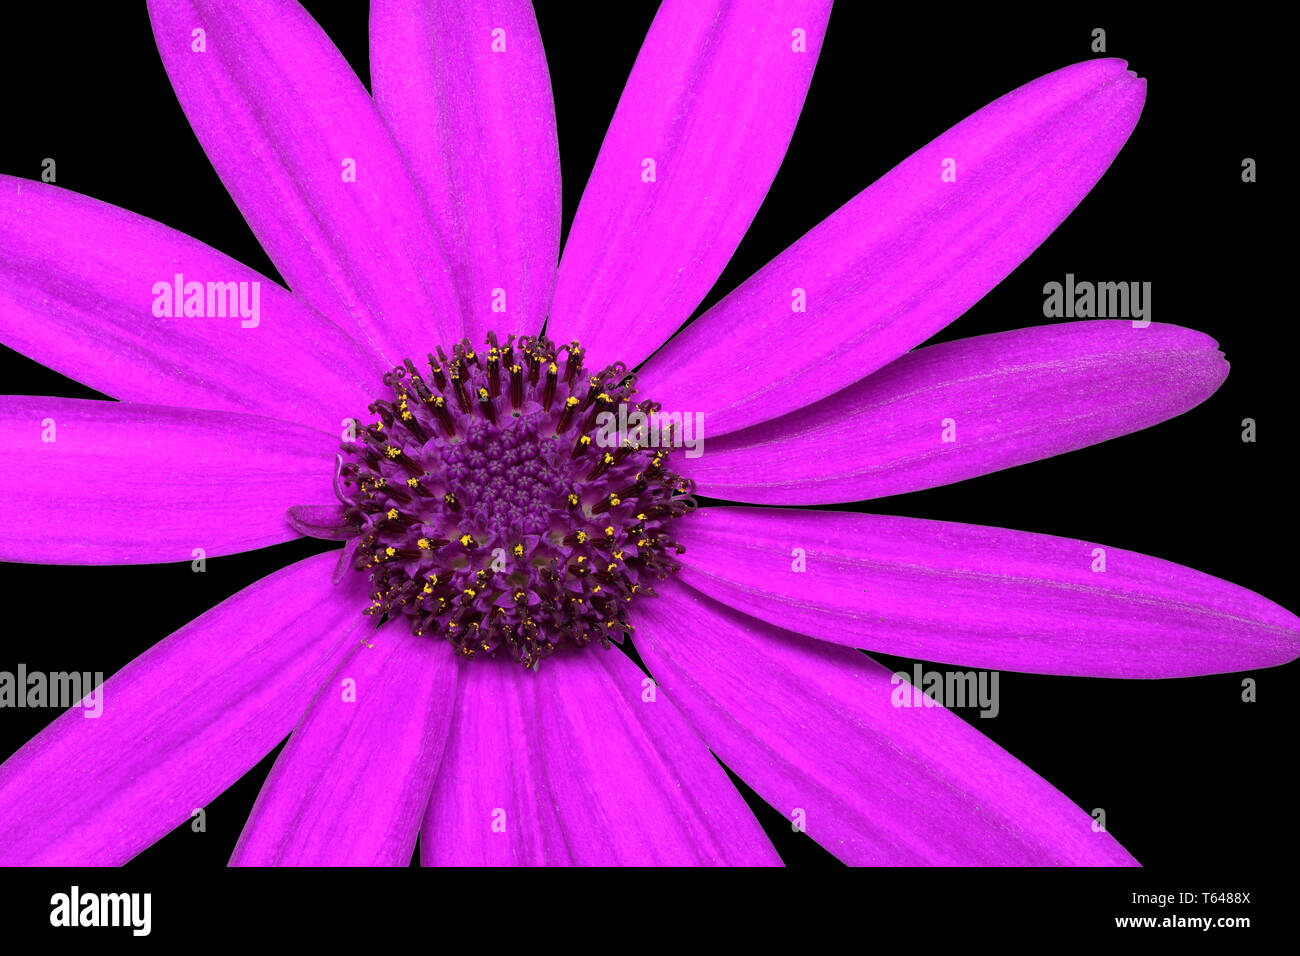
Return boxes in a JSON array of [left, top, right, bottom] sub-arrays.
[[294, 332, 695, 667]]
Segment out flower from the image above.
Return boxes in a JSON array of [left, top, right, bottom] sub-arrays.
[[0, 0, 1295, 866]]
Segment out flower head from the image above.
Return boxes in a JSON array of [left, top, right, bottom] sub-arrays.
[[308, 333, 694, 665], [0, 1, 1293, 868]]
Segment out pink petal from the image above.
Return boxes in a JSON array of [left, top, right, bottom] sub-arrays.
[[682, 322, 1226, 503], [634, 580, 1138, 865], [370, 0, 561, 345], [421, 646, 780, 865], [230, 627, 457, 866], [639, 59, 1146, 436], [0, 177, 383, 430], [546, 0, 831, 369], [0, 552, 369, 865], [0, 397, 335, 564], [674, 507, 1300, 678], [147, 0, 464, 364]]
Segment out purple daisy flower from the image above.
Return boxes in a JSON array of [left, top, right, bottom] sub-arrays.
[[0, 0, 1294, 867]]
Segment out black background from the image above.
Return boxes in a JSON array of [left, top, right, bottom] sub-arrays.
[[0, 0, 1289, 931]]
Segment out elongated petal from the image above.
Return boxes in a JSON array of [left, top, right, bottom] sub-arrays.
[[639, 58, 1146, 436], [370, 0, 560, 344], [421, 646, 780, 865], [682, 322, 1226, 503], [0, 397, 335, 564], [634, 580, 1137, 865], [231, 627, 456, 866], [0, 177, 382, 430], [0, 552, 369, 865], [148, 0, 463, 363], [547, 0, 830, 369], [674, 507, 1300, 678]]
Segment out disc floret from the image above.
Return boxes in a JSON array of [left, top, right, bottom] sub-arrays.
[[331, 333, 694, 667]]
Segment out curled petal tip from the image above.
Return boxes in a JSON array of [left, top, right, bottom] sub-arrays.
[[1086, 56, 1133, 75]]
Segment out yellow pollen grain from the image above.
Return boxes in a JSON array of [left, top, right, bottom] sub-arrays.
[[565, 396, 579, 407], [386, 508, 399, 519], [460, 533, 475, 547], [386, 446, 401, 458], [575, 530, 587, 543], [385, 547, 396, 557], [407, 477, 420, 488], [417, 538, 431, 549]]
